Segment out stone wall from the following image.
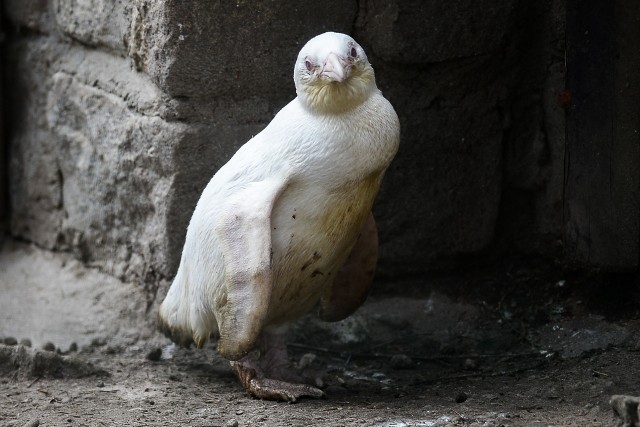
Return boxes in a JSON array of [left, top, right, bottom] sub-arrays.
[[2, 0, 568, 287], [0, 5, 5, 239]]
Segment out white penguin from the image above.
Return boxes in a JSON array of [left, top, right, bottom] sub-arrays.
[[159, 32, 400, 402]]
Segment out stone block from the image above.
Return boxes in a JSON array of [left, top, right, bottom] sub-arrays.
[[496, 0, 566, 256], [53, 0, 132, 53], [7, 39, 182, 280], [3, 0, 53, 33], [4, 0, 571, 285], [373, 56, 505, 275], [46, 71, 183, 279], [0, 7, 4, 238], [7, 38, 66, 249], [7, 37, 267, 281], [130, 0, 358, 120], [359, 0, 517, 64]]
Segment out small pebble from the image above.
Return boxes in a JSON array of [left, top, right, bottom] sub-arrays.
[[235, 409, 244, 415], [20, 339, 32, 348], [455, 392, 468, 403], [146, 347, 162, 361], [463, 358, 478, 370], [21, 419, 40, 427], [104, 345, 121, 355], [96, 381, 105, 388], [226, 419, 239, 427], [298, 352, 317, 370], [90, 337, 106, 347], [323, 384, 346, 397], [610, 394, 640, 426], [4, 337, 18, 346], [389, 354, 414, 369], [372, 372, 386, 380], [42, 342, 56, 352]]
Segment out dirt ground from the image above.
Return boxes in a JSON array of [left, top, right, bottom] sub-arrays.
[[1, 241, 638, 426]]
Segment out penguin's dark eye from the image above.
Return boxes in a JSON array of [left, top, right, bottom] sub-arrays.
[[349, 47, 358, 58], [305, 60, 314, 72]]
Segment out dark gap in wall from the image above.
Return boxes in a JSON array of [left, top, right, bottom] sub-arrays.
[[493, 0, 566, 264], [0, 6, 7, 237]]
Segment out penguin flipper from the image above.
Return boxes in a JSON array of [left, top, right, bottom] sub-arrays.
[[215, 177, 289, 360]]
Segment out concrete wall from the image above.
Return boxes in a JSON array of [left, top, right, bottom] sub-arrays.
[[2, 0, 568, 286]]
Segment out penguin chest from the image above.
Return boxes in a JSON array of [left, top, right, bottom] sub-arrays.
[[265, 173, 382, 325]]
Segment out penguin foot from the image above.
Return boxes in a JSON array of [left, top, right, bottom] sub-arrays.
[[228, 329, 324, 402], [231, 360, 324, 402]]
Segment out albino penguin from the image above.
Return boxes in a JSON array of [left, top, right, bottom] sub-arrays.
[[159, 32, 400, 402]]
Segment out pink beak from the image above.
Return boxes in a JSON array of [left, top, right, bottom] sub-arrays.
[[321, 53, 349, 82]]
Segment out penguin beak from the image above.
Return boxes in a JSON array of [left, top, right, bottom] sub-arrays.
[[321, 53, 349, 82]]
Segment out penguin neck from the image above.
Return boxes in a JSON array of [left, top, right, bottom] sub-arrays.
[[297, 68, 377, 115]]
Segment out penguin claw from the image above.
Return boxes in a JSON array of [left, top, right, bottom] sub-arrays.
[[231, 361, 324, 402]]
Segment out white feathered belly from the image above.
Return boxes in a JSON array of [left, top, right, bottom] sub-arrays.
[[264, 173, 382, 326]]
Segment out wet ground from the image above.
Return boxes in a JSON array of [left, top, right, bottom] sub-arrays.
[[1, 241, 638, 426]]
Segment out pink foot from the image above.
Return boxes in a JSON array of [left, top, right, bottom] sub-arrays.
[[231, 360, 324, 402], [229, 330, 324, 402]]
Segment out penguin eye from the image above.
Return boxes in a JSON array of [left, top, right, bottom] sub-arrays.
[[349, 47, 358, 58], [304, 60, 314, 72]]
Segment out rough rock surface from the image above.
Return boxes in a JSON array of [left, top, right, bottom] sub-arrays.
[[53, 0, 132, 53], [0, 344, 104, 379], [359, 0, 517, 64], [3, 1, 567, 286], [0, 241, 150, 350], [7, 37, 184, 280], [611, 395, 640, 427], [0, 6, 5, 240]]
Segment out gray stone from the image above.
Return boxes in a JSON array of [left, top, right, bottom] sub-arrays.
[[389, 354, 414, 369], [46, 70, 180, 279], [7, 38, 180, 280], [358, 0, 517, 63], [610, 395, 640, 427], [6, 36, 268, 281], [0, 344, 105, 379], [130, 0, 358, 121], [4, 0, 570, 289], [373, 58, 504, 274], [533, 317, 633, 359], [21, 419, 40, 427], [3, 0, 54, 33], [498, 1, 566, 256], [7, 38, 69, 249], [0, 6, 4, 240], [53, 0, 132, 53]]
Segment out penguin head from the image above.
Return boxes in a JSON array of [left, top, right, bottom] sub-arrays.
[[294, 32, 377, 114]]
